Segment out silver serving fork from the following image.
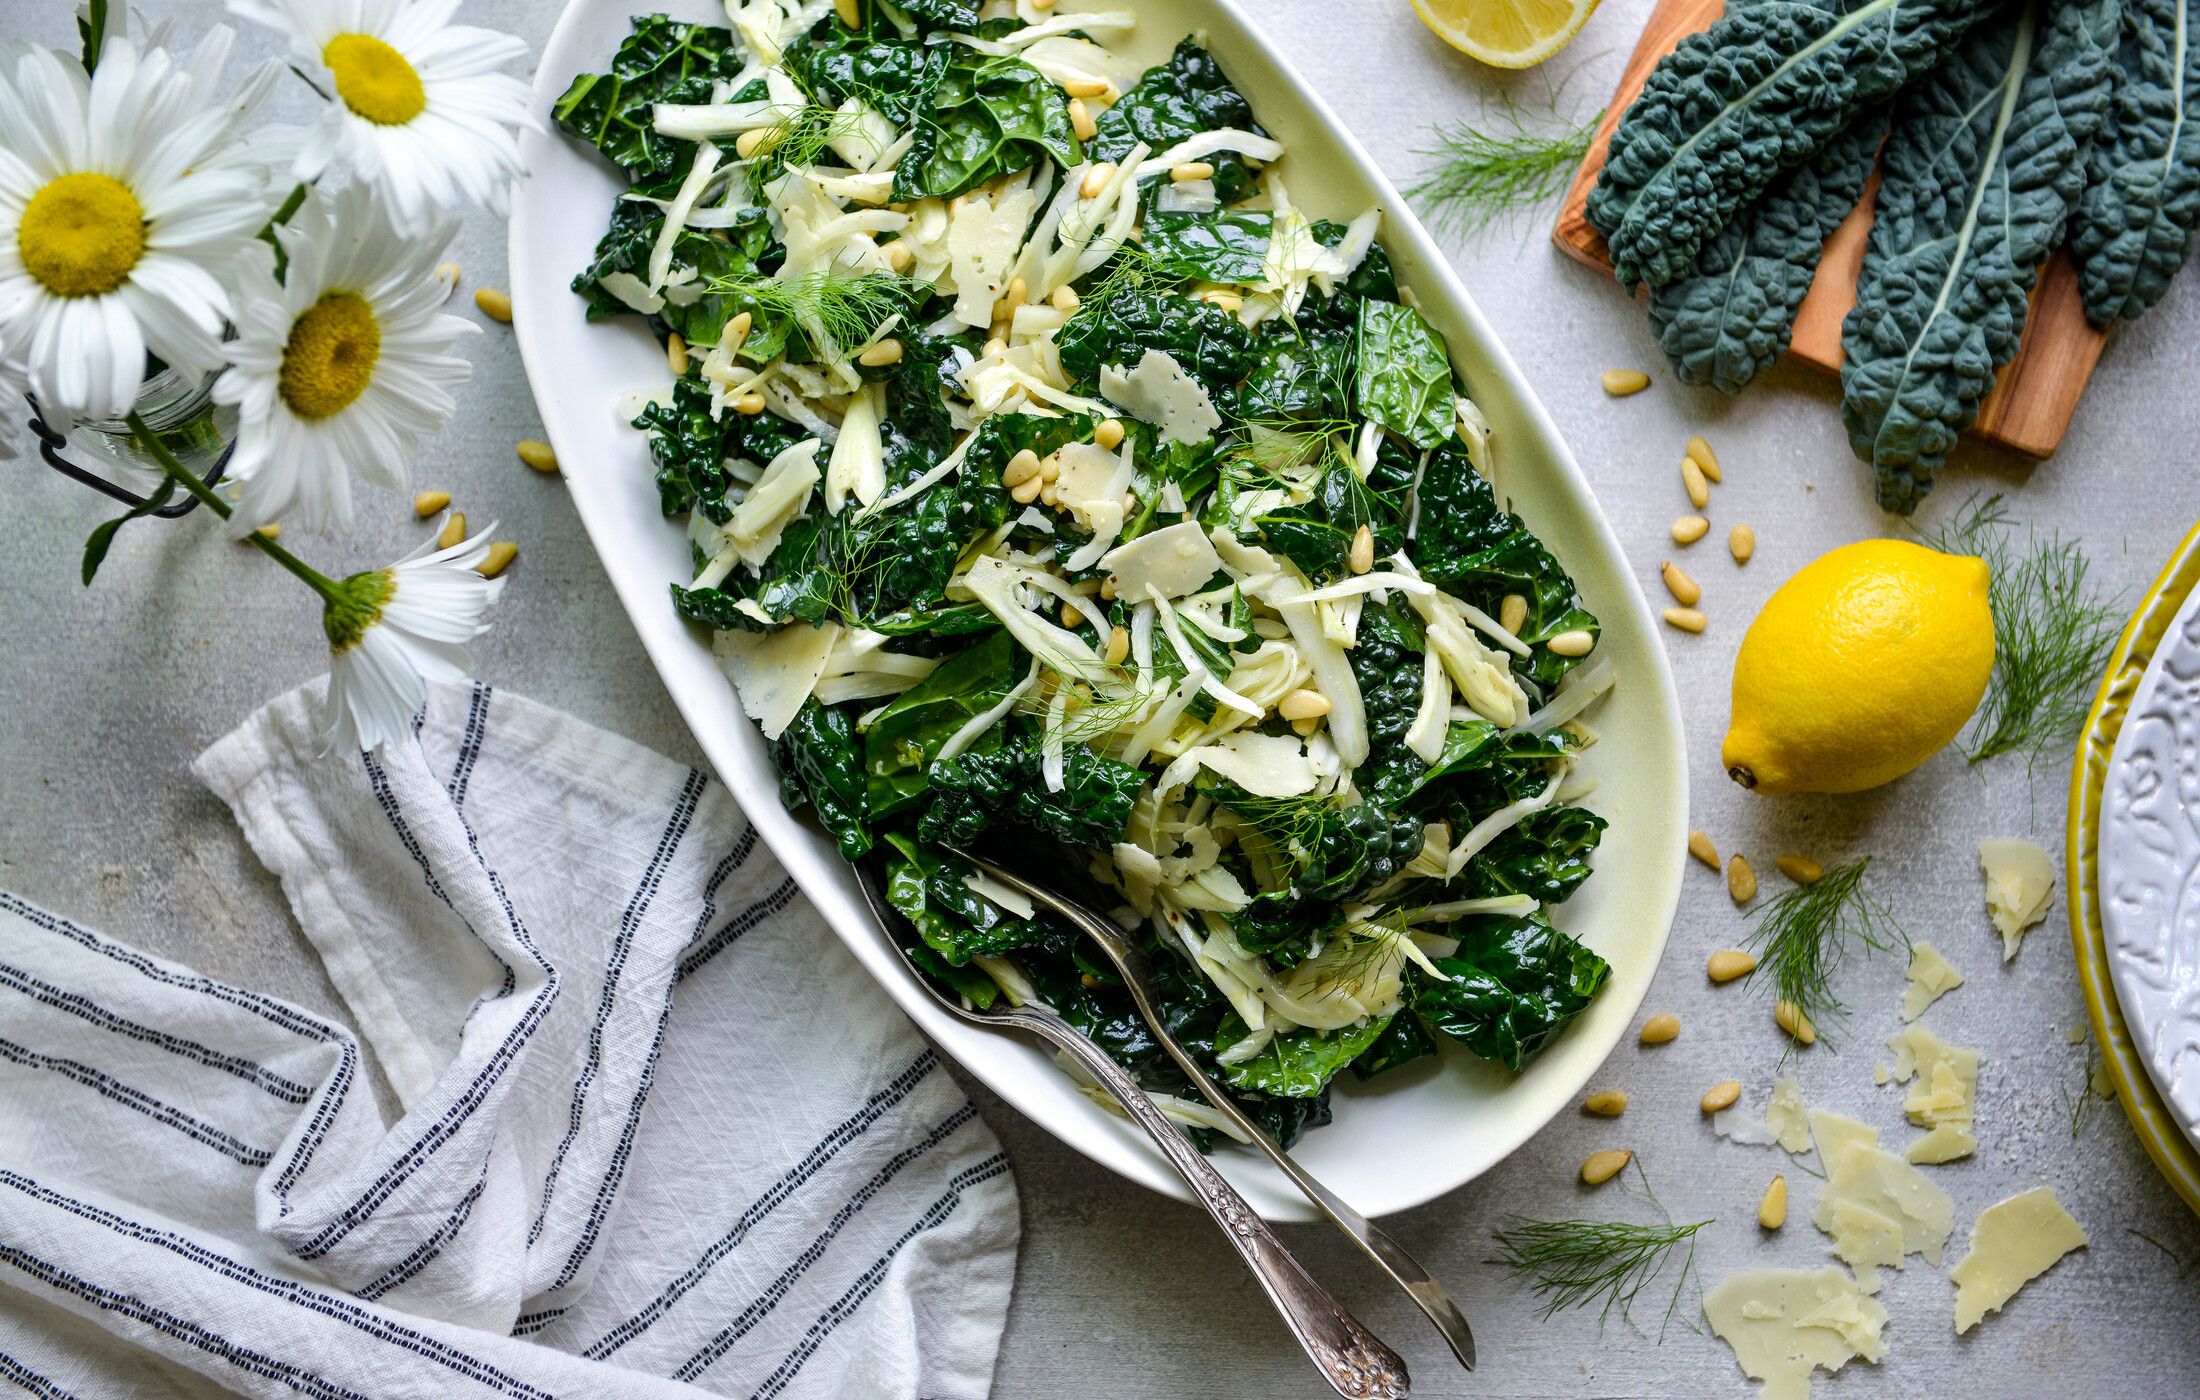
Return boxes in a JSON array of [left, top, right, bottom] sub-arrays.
[[954, 851, 1478, 1372], [851, 867, 1409, 1400]]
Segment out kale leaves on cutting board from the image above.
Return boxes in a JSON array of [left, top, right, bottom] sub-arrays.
[[2067, 0, 2200, 324], [1841, 0, 2116, 513], [1587, 0, 1995, 289]]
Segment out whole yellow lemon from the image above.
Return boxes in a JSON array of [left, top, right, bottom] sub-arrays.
[[1723, 539, 1992, 795]]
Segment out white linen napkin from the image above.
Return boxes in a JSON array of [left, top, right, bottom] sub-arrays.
[[0, 680, 1017, 1399]]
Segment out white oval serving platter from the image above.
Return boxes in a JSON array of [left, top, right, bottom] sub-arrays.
[[509, 0, 1686, 1221]]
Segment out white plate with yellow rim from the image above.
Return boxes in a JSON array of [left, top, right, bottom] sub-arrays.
[[508, 0, 1686, 1220]]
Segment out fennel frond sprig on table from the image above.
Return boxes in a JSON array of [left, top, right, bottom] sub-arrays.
[[1743, 858, 1906, 1049], [1487, 1164, 1709, 1337], [1407, 102, 1601, 240], [1915, 494, 2122, 769]]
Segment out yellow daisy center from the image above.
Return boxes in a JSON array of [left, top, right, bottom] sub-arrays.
[[280, 291, 383, 421], [18, 172, 147, 299], [324, 33, 426, 126]]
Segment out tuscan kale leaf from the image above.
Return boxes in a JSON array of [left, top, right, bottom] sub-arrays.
[[2067, 0, 2200, 325], [553, 15, 747, 186]]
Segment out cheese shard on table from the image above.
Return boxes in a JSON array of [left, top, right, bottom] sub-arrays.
[[1978, 837, 2055, 961], [1950, 1186, 2088, 1333], [1705, 1266, 1887, 1400], [1765, 1073, 1814, 1155], [1901, 941, 1964, 1021], [1885, 1023, 1980, 1164], [1809, 1107, 1954, 1285]]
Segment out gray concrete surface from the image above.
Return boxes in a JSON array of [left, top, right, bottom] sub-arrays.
[[4, 2, 2199, 1395]]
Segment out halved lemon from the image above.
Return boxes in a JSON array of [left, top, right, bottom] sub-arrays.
[[1410, 0, 1600, 69]]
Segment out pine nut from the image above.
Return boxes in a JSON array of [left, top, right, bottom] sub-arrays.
[[1060, 600, 1083, 627], [1062, 75, 1110, 98], [517, 440, 559, 473], [1601, 368, 1649, 396], [1051, 283, 1081, 312], [1203, 290, 1244, 314], [1707, 949, 1758, 983], [858, 337, 904, 367], [1682, 457, 1711, 509], [1080, 162, 1116, 198], [883, 240, 914, 274], [1170, 161, 1216, 183], [1728, 854, 1757, 904], [1094, 418, 1125, 449], [667, 332, 689, 377], [1775, 1000, 1817, 1046], [1499, 593, 1528, 635], [733, 393, 767, 416], [434, 262, 460, 300], [1583, 1090, 1628, 1117], [736, 127, 773, 160], [1001, 451, 1040, 488], [982, 337, 1006, 359], [1671, 514, 1710, 545], [1661, 561, 1701, 606], [1039, 454, 1061, 483], [1547, 628, 1596, 657], [476, 540, 518, 579], [437, 512, 468, 550], [1031, 0, 1057, 9], [1039, 482, 1059, 507], [413, 490, 451, 518], [1686, 435, 1722, 482], [255, 523, 281, 540], [1664, 606, 1707, 633], [1729, 522, 1756, 563], [1099, 577, 1118, 600], [1759, 1175, 1788, 1230], [1639, 1012, 1681, 1045], [1104, 625, 1129, 665], [726, 311, 754, 350], [1777, 855, 1824, 885], [1068, 97, 1098, 141], [1278, 689, 1332, 722], [1701, 1080, 1742, 1114], [833, 0, 859, 26], [1688, 830, 1720, 869], [1010, 475, 1043, 505], [1291, 716, 1320, 738], [1001, 277, 1028, 318], [1580, 1149, 1632, 1186], [1348, 525, 1374, 574], [474, 288, 512, 323]]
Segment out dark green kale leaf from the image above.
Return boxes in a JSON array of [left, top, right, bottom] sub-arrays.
[[1647, 106, 1890, 394], [1144, 210, 1274, 284], [1588, 0, 1995, 288], [553, 15, 746, 185], [891, 0, 982, 32], [1250, 453, 1406, 584], [2068, 0, 2200, 325], [1354, 300, 1456, 449], [1347, 598, 1431, 805], [1842, 0, 2116, 513], [1056, 286, 1255, 391], [573, 198, 779, 348], [918, 730, 1144, 848], [1414, 913, 1611, 1071], [1229, 796, 1426, 960], [631, 377, 746, 522], [1457, 805, 1608, 905], [863, 631, 1018, 818], [891, 49, 1081, 201], [1410, 442, 1598, 687], [1213, 1015, 1393, 1097], [785, 31, 949, 125], [1091, 38, 1264, 204], [1227, 320, 1355, 422], [775, 699, 871, 859], [1351, 1009, 1437, 1080], [883, 834, 1048, 964]]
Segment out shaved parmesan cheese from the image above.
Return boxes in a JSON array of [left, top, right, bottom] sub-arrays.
[[823, 383, 884, 513], [1765, 1074, 1813, 1154], [949, 175, 1040, 329], [1810, 1108, 1955, 1280], [1885, 1023, 1979, 1164], [1705, 1267, 1887, 1400], [1189, 732, 1317, 799], [1950, 1186, 2087, 1333], [716, 621, 839, 739], [1100, 348, 1222, 444], [728, 438, 822, 567], [1978, 837, 2054, 961], [1102, 521, 1223, 600], [1713, 1105, 1781, 1147], [1901, 941, 1964, 1021]]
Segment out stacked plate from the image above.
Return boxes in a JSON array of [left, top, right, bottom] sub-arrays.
[[2074, 523, 2200, 1218]]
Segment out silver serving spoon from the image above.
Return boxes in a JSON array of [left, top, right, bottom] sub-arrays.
[[851, 866, 1410, 1400], [954, 851, 1478, 1372]]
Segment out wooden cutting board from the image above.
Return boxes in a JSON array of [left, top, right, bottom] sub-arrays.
[[1550, 0, 2105, 458]]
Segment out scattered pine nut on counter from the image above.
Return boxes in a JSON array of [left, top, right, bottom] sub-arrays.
[[473, 287, 512, 323], [1685, 435, 1721, 481], [413, 490, 451, 518], [1664, 606, 1707, 633], [1580, 1149, 1632, 1186], [1661, 561, 1701, 606], [1701, 1080, 1742, 1113], [1727, 854, 1757, 903], [436, 512, 468, 550], [1682, 457, 1710, 508], [1777, 855, 1824, 885], [1583, 1090, 1629, 1117], [1601, 368, 1650, 396], [517, 440, 558, 473], [476, 541, 519, 579], [1688, 830, 1720, 868], [1730, 523, 1756, 562], [1706, 950, 1757, 983], [1639, 1012, 1680, 1044], [1775, 1000, 1817, 1046], [1759, 1175, 1788, 1230], [1672, 515, 1710, 545]]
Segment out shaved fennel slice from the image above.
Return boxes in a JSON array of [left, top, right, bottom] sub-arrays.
[[1445, 774, 1563, 880], [1510, 657, 1615, 736], [936, 660, 1040, 762]]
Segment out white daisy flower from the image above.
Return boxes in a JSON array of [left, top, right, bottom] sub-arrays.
[[0, 31, 278, 421], [323, 521, 506, 752], [228, 0, 533, 235], [215, 181, 475, 534]]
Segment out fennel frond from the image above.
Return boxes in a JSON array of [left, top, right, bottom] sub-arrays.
[[1744, 858, 1905, 1046], [1487, 1165, 1709, 1336], [703, 268, 925, 362], [1407, 103, 1600, 239]]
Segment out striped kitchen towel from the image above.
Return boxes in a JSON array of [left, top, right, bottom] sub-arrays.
[[0, 680, 1016, 1399]]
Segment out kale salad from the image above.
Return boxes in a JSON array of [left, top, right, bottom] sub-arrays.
[[556, 0, 1617, 1149]]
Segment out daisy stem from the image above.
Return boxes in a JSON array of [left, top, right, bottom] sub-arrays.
[[125, 411, 343, 603]]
